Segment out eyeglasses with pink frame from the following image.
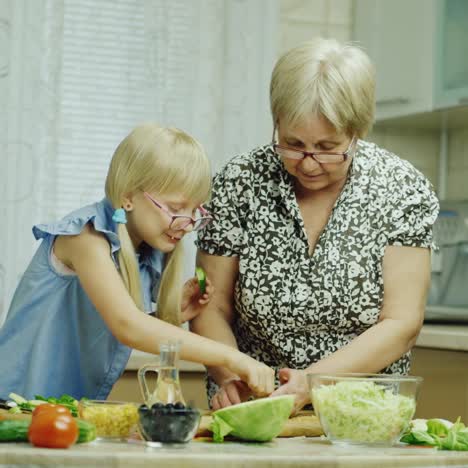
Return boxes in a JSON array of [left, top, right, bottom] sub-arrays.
[[143, 192, 213, 232]]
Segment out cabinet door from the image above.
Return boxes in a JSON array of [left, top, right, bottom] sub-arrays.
[[434, 0, 468, 108], [353, 0, 435, 120]]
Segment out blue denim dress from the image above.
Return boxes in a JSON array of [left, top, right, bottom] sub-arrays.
[[0, 198, 164, 400]]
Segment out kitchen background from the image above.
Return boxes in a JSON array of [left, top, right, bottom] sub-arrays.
[[1, 0, 467, 327]]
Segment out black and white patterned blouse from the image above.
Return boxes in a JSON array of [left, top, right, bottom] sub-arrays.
[[196, 140, 439, 398]]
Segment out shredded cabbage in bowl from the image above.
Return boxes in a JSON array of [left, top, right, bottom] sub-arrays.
[[312, 380, 416, 444]]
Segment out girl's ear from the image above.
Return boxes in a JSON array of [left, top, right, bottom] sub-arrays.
[[122, 194, 134, 212]]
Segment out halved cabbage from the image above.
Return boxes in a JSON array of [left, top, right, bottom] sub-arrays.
[[210, 395, 294, 443]]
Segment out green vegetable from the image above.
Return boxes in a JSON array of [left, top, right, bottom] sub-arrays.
[[8, 393, 79, 416], [0, 420, 29, 442], [195, 267, 206, 294], [312, 380, 415, 444], [0, 419, 96, 444], [76, 419, 97, 443], [8, 393, 27, 405], [210, 395, 294, 443], [401, 417, 468, 451], [35, 394, 79, 417]]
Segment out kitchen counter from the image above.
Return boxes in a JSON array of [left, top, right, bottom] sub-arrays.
[[115, 324, 468, 423], [126, 351, 205, 372], [111, 351, 207, 408], [125, 322, 468, 374], [2, 438, 468, 468], [416, 323, 468, 351]]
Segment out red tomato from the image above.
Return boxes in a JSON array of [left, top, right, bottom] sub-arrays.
[[28, 406, 78, 449], [32, 403, 69, 418]]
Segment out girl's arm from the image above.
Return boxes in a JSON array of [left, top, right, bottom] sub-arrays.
[[190, 250, 250, 408], [271, 245, 430, 412], [53, 224, 274, 396]]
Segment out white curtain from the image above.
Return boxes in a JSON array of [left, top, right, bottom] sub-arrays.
[[0, 0, 64, 325], [0, 0, 279, 325]]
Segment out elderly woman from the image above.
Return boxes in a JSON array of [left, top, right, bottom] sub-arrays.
[[192, 38, 439, 412]]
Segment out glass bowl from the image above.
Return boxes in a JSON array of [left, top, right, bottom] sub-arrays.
[[78, 400, 139, 440], [308, 373, 422, 447], [138, 403, 201, 444]]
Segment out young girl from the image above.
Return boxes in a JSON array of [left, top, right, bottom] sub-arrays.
[[0, 124, 274, 401]]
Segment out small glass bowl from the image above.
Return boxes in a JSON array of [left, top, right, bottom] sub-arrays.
[[138, 404, 201, 444], [79, 400, 139, 440], [308, 373, 422, 447]]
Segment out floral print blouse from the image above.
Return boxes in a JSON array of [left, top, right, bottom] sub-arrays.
[[196, 140, 439, 397]]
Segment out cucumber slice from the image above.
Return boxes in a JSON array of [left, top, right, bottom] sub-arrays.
[[8, 393, 27, 405], [195, 267, 206, 294]]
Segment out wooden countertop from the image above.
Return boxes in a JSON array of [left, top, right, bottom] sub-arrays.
[[2, 438, 468, 467]]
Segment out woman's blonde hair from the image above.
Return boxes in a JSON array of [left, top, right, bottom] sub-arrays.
[[270, 37, 375, 138], [105, 123, 211, 325]]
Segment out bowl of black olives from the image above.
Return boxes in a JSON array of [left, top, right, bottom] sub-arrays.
[[138, 402, 201, 444]]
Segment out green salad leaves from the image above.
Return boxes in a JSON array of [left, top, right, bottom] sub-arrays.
[[9, 393, 79, 417], [401, 418, 468, 451]]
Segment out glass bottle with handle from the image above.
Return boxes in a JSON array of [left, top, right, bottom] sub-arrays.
[[138, 340, 186, 406]]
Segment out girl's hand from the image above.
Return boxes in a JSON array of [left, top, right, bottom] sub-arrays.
[[226, 352, 275, 397], [211, 379, 252, 410], [269, 368, 310, 414], [180, 276, 214, 323]]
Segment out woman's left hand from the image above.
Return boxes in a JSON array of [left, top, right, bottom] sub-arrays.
[[180, 276, 214, 323], [269, 368, 310, 414]]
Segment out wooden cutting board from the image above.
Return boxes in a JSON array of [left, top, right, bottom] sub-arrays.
[[196, 410, 323, 439], [0, 409, 31, 421]]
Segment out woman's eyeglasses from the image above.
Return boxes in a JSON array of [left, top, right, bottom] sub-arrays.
[[272, 127, 356, 164], [143, 192, 213, 231]]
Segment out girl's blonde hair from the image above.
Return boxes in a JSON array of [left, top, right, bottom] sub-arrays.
[[105, 124, 211, 325], [270, 37, 375, 138]]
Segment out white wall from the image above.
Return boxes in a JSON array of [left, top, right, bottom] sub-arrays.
[[280, 0, 354, 53], [369, 128, 440, 190]]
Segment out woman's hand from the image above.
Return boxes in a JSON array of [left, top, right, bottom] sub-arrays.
[[211, 379, 252, 410], [269, 368, 310, 414], [180, 276, 214, 323]]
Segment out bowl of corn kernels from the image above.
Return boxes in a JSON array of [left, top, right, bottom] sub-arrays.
[[79, 400, 139, 440]]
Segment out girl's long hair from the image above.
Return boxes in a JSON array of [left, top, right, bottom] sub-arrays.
[[105, 124, 211, 325]]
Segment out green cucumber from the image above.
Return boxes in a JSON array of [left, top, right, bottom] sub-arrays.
[[0, 418, 96, 443], [76, 418, 97, 443], [195, 266, 206, 294], [0, 420, 29, 442]]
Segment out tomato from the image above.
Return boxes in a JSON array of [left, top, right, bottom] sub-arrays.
[[32, 404, 69, 418], [28, 404, 78, 448]]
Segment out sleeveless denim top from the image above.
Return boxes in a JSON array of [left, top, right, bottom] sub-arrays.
[[0, 198, 164, 400]]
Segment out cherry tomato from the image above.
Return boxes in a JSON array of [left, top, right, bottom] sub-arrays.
[[28, 404, 78, 449]]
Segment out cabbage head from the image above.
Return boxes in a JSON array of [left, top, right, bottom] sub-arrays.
[[210, 395, 294, 443]]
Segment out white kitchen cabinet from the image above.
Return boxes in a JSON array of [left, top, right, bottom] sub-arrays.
[[353, 0, 468, 122]]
